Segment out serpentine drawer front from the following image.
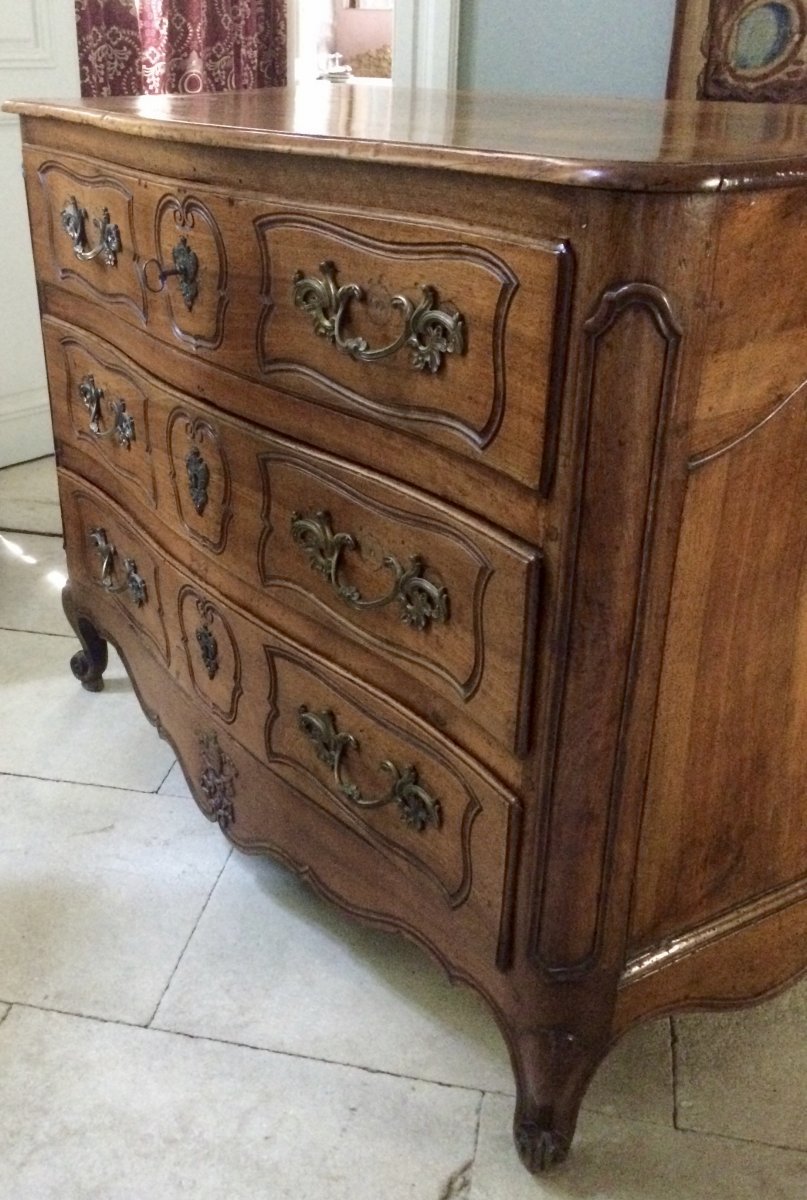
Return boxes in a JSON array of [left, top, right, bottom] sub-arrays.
[[60, 474, 522, 971], [44, 319, 542, 761], [29, 150, 571, 492], [9, 88, 806, 1176]]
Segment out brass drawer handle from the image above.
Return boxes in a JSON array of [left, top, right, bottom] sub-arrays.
[[144, 236, 199, 311], [79, 375, 135, 449], [292, 260, 465, 373], [89, 527, 147, 606], [291, 509, 448, 631], [61, 196, 121, 266], [298, 706, 442, 832]]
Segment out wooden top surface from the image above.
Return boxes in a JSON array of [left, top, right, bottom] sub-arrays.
[[7, 84, 807, 192]]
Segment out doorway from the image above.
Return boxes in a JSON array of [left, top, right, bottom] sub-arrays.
[[288, 0, 459, 90]]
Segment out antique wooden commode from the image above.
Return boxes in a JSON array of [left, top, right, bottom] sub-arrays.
[[5, 86, 806, 1172]]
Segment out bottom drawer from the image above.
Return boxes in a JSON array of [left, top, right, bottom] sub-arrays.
[[60, 471, 523, 974]]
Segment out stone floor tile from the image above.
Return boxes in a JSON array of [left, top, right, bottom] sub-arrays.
[[0, 456, 61, 535], [0, 629, 175, 790], [0, 774, 229, 1023], [469, 1093, 807, 1200], [157, 759, 193, 799], [153, 851, 515, 1092], [0, 1006, 480, 1200], [153, 851, 675, 1117], [674, 978, 807, 1151], [0, 531, 70, 636], [584, 1018, 673, 1127]]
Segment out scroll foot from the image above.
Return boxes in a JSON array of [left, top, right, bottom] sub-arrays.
[[62, 581, 108, 692], [514, 1114, 570, 1173], [509, 1024, 605, 1173]]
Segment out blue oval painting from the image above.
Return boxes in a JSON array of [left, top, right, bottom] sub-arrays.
[[734, 2, 794, 70]]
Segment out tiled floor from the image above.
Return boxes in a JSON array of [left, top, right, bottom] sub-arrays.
[[0, 455, 805, 1197]]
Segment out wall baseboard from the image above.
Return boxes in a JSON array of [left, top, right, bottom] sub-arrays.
[[0, 388, 53, 469]]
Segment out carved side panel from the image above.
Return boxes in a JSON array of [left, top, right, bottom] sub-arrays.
[[166, 407, 233, 553], [628, 379, 807, 953], [37, 160, 145, 318], [530, 282, 682, 978], [178, 586, 243, 724], [153, 194, 229, 350]]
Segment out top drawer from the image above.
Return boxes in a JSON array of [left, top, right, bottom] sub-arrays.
[[27, 148, 572, 493]]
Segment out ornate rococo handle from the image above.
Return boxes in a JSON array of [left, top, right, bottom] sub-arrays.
[[78, 375, 135, 449], [89, 527, 147, 606], [61, 196, 122, 266], [290, 510, 448, 631], [292, 260, 465, 373], [298, 706, 442, 832]]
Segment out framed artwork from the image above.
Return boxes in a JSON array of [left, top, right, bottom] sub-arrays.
[[668, 0, 807, 100]]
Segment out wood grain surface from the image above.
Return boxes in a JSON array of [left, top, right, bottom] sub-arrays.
[[8, 84, 807, 191], [15, 91, 806, 1174]]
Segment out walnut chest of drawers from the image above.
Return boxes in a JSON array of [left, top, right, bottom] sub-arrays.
[[6, 86, 806, 1172]]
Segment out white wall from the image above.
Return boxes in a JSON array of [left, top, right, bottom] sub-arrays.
[[1, 0, 81, 467], [458, 0, 678, 98]]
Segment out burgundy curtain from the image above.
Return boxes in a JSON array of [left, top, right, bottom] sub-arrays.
[[75, 0, 287, 97]]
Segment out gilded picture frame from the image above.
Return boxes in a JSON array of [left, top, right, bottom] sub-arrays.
[[668, 0, 807, 100]]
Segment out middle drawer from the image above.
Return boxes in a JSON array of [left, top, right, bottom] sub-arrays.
[[46, 320, 542, 761]]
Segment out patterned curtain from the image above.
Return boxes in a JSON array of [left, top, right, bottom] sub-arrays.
[[75, 0, 288, 97]]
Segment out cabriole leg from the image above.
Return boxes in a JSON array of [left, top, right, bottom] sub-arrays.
[[62, 581, 108, 692], [510, 1025, 605, 1172]]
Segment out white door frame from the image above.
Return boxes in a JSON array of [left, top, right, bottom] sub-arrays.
[[392, 0, 460, 90], [1, 0, 80, 467], [289, 1, 460, 90]]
